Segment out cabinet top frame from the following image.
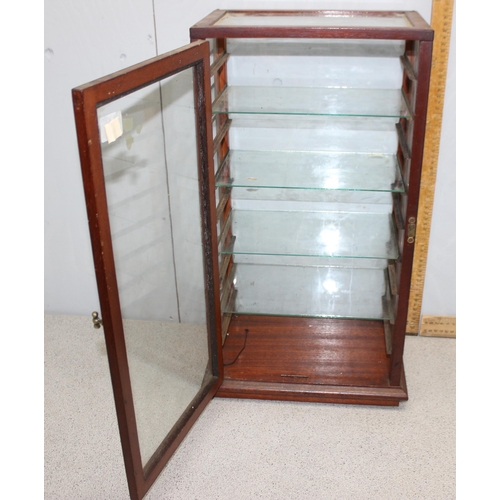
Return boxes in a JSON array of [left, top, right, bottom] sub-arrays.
[[190, 10, 433, 41]]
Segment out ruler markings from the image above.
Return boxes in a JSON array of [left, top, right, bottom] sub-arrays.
[[407, 0, 454, 334], [420, 315, 456, 338]]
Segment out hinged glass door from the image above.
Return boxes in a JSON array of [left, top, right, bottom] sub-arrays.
[[72, 40, 222, 500]]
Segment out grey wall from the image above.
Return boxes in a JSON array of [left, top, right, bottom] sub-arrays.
[[44, 0, 456, 325]]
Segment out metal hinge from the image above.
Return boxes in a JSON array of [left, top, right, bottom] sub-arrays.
[[407, 217, 416, 244]]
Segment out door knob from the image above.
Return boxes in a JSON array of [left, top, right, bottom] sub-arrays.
[[92, 311, 103, 329]]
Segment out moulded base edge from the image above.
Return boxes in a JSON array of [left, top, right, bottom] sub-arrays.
[[216, 365, 408, 407]]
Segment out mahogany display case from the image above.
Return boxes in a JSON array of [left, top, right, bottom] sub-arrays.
[[72, 10, 433, 500]]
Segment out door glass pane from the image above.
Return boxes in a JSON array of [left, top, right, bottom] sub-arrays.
[[97, 67, 210, 468]]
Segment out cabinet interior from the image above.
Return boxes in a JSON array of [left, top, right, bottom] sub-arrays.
[[199, 21, 429, 406]]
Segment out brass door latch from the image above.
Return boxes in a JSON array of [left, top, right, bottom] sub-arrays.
[[92, 311, 103, 329]]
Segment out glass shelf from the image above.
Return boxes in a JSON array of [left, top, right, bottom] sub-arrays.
[[220, 210, 398, 260], [215, 150, 404, 193], [223, 263, 392, 320], [212, 86, 411, 118]]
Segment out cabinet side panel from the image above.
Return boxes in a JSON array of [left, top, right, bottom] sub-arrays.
[[390, 40, 433, 385]]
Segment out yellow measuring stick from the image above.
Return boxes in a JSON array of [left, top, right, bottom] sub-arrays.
[[407, 0, 455, 334]]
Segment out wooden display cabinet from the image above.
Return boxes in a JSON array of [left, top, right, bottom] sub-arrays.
[[72, 10, 433, 500]]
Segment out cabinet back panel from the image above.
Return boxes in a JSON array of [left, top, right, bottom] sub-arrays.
[[229, 115, 398, 154], [227, 39, 404, 89]]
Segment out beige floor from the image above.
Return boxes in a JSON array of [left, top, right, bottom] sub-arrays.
[[44, 314, 455, 499]]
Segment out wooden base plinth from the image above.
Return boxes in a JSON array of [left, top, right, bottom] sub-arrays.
[[217, 315, 408, 406]]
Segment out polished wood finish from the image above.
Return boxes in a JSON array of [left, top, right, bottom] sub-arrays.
[[191, 10, 433, 41], [72, 40, 222, 500], [218, 316, 407, 406], [219, 378, 407, 406]]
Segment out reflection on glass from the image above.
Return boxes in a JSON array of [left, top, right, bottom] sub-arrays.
[[323, 171, 340, 190], [225, 263, 391, 320], [220, 210, 398, 260], [98, 68, 210, 467], [319, 228, 341, 255], [322, 279, 338, 294]]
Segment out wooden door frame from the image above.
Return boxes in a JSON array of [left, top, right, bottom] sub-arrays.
[[72, 40, 223, 500]]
